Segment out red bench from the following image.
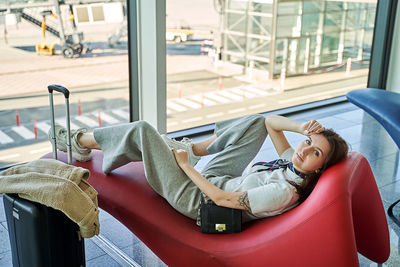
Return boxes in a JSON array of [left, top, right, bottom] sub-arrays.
[[43, 150, 390, 266]]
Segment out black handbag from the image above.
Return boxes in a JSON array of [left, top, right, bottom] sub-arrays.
[[200, 197, 242, 233]]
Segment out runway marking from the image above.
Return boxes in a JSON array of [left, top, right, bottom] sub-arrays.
[[217, 90, 243, 101], [249, 103, 267, 109], [0, 153, 20, 160], [243, 86, 270, 96], [36, 122, 51, 134], [167, 100, 188, 112], [30, 147, 52, 154], [112, 109, 130, 120], [75, 115, 98, 127], [183, 117, 202, 123], [204, 92, 230, 103], [168, 121, 178, 126], [228, 107, 246, 114], [56, 118, 80, 129], [189, 95, 217, 106], [94, 112, 119, 124], [232, 88, 256, 98], [0, 130, 13, 144], [12, 126, 35, 139], [206, 112, 224, 118], [174, 98, 202, 109]]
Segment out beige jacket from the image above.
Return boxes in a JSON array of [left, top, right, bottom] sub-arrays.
[[0, 158, 99, 238]]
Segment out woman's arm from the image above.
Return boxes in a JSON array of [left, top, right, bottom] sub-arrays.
[[172, 148, 251, 211], [264, 115, 325, 156]]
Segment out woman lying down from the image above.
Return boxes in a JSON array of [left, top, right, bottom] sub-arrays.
[[48, 114, 348, 224]]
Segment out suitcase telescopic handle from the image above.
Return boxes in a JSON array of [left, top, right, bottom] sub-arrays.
[[48, 84, 72, 164], [48, 84, 70, 98]]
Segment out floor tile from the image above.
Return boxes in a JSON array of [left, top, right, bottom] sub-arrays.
[[0, 224, 10, 254], [99, 217, 141, 250], [0, 251, 12, 267], [0, 194, 5, 223], [86, 253, 122, 267], [333, 108, 373, 125], [122, 243, 166, 267], [336, 124, 365, 145], [1, 222, 7, 231], [353, 141, 400, 164], [85, 238, 106, 261], [315, 115, 358, 130], [368, 153, 400, 187], [379, 181, 400, 204]]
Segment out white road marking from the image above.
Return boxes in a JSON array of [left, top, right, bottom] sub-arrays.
[[243, 86, 270, 95], [232, 88, 256, 98], [94, 112, 119, 124], [0, 153, 20, 160], [217, 90, 243, 101], [189, 95, 217, 106], [75, 115, 98, 127], [0, 130, 14, 144], [183, 117, 202, 123], [30, 147, 52, 154], [36, 122, 51, 134], [174, 98, 202, 109], [228, 107, 246, 114], [168, 121, 178, 126], [249, 103, 267, 109], [204, 92, 230, 103], [12, 126, 35, 139], [167, 100, 188, 112], [112, 109, 130, 120], [56, 118, 80, 129], [206, 112, 224, 118]]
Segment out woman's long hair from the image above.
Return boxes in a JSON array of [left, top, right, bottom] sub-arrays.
[[288, 129, 349, 204]]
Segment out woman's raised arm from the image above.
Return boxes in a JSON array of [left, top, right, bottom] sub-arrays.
[[264, 115, 325, 156]]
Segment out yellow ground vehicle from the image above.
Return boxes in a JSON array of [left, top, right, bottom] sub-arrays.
[[35, 10, 56, 55], [166, 28, 195, 43]]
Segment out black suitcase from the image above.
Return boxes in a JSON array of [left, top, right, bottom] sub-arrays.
[[3, 194, 85, 267], [3, 85, 85, 267]]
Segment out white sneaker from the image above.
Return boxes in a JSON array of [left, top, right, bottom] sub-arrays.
[[162, 135, 200, 166], [48, 125, 92, 162]]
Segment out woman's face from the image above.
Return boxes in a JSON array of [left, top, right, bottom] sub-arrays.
[[292, 134, 331, 174]]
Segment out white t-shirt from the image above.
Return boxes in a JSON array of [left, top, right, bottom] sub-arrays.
[[209, 148, 303, 222]]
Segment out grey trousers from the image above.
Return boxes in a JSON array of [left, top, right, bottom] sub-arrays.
[[93, 114, 267, 219]]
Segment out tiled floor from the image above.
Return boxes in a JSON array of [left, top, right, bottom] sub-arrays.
[[1, 101, 400, 266]]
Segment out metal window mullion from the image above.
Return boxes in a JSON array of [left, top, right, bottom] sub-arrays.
[[368, 0, 399, 89], [223, 0, 229, 62], [268, 0, 278, 79], [127, 0, 139, 122], [337, 2, 348, 64]]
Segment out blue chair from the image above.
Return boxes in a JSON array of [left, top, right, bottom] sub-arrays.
[[347, 88, 400, 225]]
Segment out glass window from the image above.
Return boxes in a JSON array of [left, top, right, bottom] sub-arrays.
[[91, 6, 105, 22], [0, 0, 128, 168], [164, 0, 378, 133], [75, 7, 89, 23]]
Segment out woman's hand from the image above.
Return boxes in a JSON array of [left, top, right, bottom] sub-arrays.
[[172, 148, 190, 169], [300, 120, 325, 135]]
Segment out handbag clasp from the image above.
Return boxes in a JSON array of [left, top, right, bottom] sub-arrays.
[[215, 224, 226, 232]]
